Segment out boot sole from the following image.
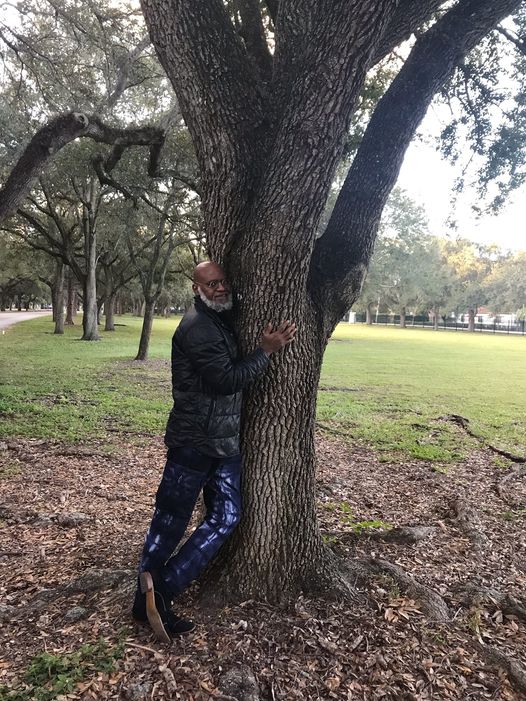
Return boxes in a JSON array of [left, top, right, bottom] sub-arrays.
[[139, 571, 171, 644]]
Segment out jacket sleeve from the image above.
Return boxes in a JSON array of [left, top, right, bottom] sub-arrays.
[[178, 323, 270, 395]]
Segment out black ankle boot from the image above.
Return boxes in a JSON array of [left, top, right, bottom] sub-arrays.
[[135, 571, 195, 642]]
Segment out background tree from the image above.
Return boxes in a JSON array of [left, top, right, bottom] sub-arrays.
[[484, 251, 526, 315], [442, 237, 495, 331], [419, 239, 457, 330]]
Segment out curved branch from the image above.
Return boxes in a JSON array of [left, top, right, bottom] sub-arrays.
[[309, 0, 523, 329], [0, 112, 164, 224]]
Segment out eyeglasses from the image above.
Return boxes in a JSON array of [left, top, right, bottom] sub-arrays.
[[200, 279, 229, 289]]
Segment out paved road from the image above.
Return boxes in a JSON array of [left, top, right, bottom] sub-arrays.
[[0, 311, 53, 331]]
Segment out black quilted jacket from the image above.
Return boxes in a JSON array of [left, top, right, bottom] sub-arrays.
[[164, 297, 269, 457]]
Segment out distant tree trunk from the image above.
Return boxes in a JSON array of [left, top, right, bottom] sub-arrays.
[[82, 271, 99, 340], [80, 182, 100, 341], [65, 274, 76, 325], [133, 297, 143, 316], [17, 295, 22, 312], [433, 305, 439, 331], [468, 308, 476, 332], [54, 260, 65, 335], [135, 297, 156, 360], [104, 293, 116, 331], [365, 303, 374, 325], [116, 295, 125, 315], [400, 306, 406, 328]]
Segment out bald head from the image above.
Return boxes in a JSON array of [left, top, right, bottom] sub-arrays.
[[193, 261, 225, 284], [192, 261, 232, 312]]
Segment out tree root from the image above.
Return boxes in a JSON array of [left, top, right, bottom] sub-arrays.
[[453, 581, 526, 623], [473, 641, 526, 696], [448, 497, 487, 548], [358, 557, 451, 622], [442, 414, 526, 463], [321, 525, 436, 545], [372, 525, 437, 544], [495, 464, 526, 506], [303, 548, 368, 605]]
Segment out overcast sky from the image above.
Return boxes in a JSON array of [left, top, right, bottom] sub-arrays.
[[398, 137, 525, 254]]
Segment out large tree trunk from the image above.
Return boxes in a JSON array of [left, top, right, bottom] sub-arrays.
[[141, 0, 522, 603], [135, 297, 156, 360]]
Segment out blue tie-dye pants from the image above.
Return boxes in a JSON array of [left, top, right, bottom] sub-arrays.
[[139, 446, 242, 598]]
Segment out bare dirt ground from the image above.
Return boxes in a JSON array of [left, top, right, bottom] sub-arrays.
[[0, 432, 525, 700]]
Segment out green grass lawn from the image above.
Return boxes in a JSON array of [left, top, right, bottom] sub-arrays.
[[319, 324, 526, 461], [1, 316, 525, 461]]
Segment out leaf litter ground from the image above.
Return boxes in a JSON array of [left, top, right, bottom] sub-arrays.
[[0, 431, 525, 700]]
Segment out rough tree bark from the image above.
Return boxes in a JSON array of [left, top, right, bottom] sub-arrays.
[[140, 0, 523, 601]]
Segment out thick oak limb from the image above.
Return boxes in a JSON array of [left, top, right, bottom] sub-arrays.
[[272, 0, 398, 117], [310, 0, 523, 328], [0, 113, 89, 224], [0, 112, 164, 224], [231, 1, 400, 274], [140, 0, 267, 258], [372, 0, 445, 65]]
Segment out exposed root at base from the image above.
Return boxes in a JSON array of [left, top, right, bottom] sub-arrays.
[[359, 556, 451, 622], [495, 464, 526, 506], [453, 580, 526, 624], [473, 641, 526, 696], [448, 497, 487, 548], [302, 548, 368, 605]]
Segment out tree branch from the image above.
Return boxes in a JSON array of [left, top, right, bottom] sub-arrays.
[[496, 24, 526, 55], [0, 112, 164, 224], [98, 34, 152, 113], [309, 0, 523, 330], [372, 0, 445, 64]]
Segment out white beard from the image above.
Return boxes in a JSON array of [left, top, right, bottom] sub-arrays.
[[197, 288, 233, 312]]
